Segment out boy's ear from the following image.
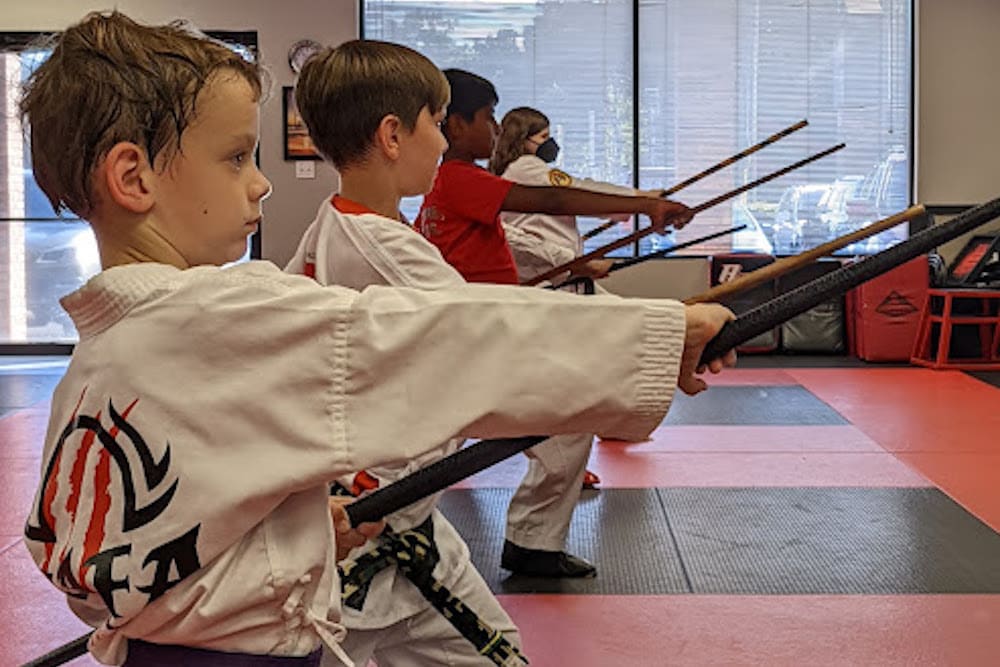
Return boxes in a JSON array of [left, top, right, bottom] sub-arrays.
[[374, 114, 404, 161], [444, 114, 464, 140], [100, 142, 155, 214]]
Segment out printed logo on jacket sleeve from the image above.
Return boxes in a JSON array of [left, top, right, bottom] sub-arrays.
[[24, 390, 200, 619]]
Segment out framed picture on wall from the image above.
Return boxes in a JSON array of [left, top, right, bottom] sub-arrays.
[[282, 86, 321, 160]]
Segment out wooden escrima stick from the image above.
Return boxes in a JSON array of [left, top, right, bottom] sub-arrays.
[[580, 119, 808, 242], [683, 205, 926, 305], [524, 143, 846, 286]]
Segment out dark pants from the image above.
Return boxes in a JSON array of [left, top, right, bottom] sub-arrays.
[[124, 640, 322, 667]]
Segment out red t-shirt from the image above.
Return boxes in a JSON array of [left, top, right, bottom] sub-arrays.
[[416, 160, 518, 284]]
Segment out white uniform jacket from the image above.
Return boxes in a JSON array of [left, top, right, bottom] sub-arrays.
[[500, 155, 641, 283], [26, 259, 685, 664], [286, 198, 472, 630]]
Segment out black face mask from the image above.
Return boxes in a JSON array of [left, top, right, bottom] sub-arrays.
[[533, 137, 560, 163]]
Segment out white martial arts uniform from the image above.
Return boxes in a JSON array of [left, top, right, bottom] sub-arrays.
[[284, 197, 682, 665], [287, 197, 515, 665], [499, 156, 647, 552], [27, 259, 685, 666], [500, 154, 640, 288]]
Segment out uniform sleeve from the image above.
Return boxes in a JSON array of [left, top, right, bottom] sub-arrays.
[[570, 175, 641, 198], [336, 282, 687, 470], [570, 176, 643, 222], [507, 157, 641, 222], [160, 266, 685, 491], [442, 165, 515, 227], [501, 222, 577, 283]]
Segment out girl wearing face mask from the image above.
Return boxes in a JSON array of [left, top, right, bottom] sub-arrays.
[[489, 106, 664, 287], [489, 107, 664, 492]]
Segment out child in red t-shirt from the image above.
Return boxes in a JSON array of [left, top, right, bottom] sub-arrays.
[[416, 69, 698, 579], [416, 69, 691, 285]]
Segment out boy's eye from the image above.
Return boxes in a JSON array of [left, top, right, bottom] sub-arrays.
[[231, 152, 248, 166]]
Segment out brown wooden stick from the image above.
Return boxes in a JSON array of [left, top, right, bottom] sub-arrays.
[[579, 119, 809, 242], [662, 119, 809, 197], [683, 204, 926, 305], [524, 142, 846, 286], [579, 219, 622, 242]]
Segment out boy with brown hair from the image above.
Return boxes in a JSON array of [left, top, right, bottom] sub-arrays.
[[290, 40, 734, 666], [21, 12, 733, 666]]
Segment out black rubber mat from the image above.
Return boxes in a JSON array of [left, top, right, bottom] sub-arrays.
[[0, 374, 60, 417], [662, 385, 848, 425], [437, 487, 689, 594], [968, 371, 1000, 390], [736, 354, 908, 368], [440, 487, 1000, 595], [659, 487, 1000, 594]]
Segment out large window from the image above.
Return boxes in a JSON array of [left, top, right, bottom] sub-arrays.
[[0, 32, 257, 347], [365, 0, 634, 245], [363, 0, 912, 256]]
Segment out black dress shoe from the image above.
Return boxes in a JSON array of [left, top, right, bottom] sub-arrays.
[[501, 540, 597, 578]]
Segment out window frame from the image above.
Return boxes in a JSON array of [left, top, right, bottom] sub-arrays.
[[360, 0, 915, 259], [0, 29, 260, 354]]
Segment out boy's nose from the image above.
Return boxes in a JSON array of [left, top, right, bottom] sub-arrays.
[[256, 177, 273, 202]]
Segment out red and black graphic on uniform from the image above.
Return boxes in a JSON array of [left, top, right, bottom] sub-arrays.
[[24, 390, 200, 618]]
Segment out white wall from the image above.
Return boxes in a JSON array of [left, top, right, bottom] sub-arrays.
[[4, 0, 356, 267], [6, 0, 997, 286], [916, 0, 1000, 261]]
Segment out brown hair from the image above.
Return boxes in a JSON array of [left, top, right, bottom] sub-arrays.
[[295, 40, 449, 169], [488, 106, 549, 176], [19, 11, 263, 217]]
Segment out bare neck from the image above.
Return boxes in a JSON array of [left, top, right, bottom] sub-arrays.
[[91, 213, 189, 270], [338, 168, 404, 221], [442, 147, 480, 164]]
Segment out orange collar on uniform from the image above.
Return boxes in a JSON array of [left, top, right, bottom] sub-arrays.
[[331, 194, 378, 215]]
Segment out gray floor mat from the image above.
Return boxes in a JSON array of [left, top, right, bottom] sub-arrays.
[[438, 487, 689, 594], [440, 487, 1000, 595], [659, 487, 1000, 594], [968, 371, 1000, 390], [663, 386, 848, 425]]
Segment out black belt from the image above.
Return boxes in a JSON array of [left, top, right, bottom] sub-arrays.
[[336, 495, 528, 666], [124, 640, 321, 666]]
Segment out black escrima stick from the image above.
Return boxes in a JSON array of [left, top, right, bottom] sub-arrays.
[[349, 196, 1000, 527], [547, 225, 747, 291], [697, 196, 1000, 365], [28, 198, 1000, 666], [346, 436, 548, 525], [606, 225, 747, 274], [21, 634, 89, 667]]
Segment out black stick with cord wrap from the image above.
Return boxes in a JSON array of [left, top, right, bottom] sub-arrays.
[[698, 196, 1000, 365], [345, 436, 547, 525], [547, 225, 747, 291], [29, 199, 1000, 667], [350, 196, 1000, 528]]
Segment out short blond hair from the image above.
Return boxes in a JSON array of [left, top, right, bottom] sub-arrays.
[[295, 40, 449, 169], [20, 11, 263, 217]]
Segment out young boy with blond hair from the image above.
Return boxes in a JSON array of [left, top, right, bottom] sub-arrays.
[[21, 12, 733, 667], [289, 40, 734, 666]]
